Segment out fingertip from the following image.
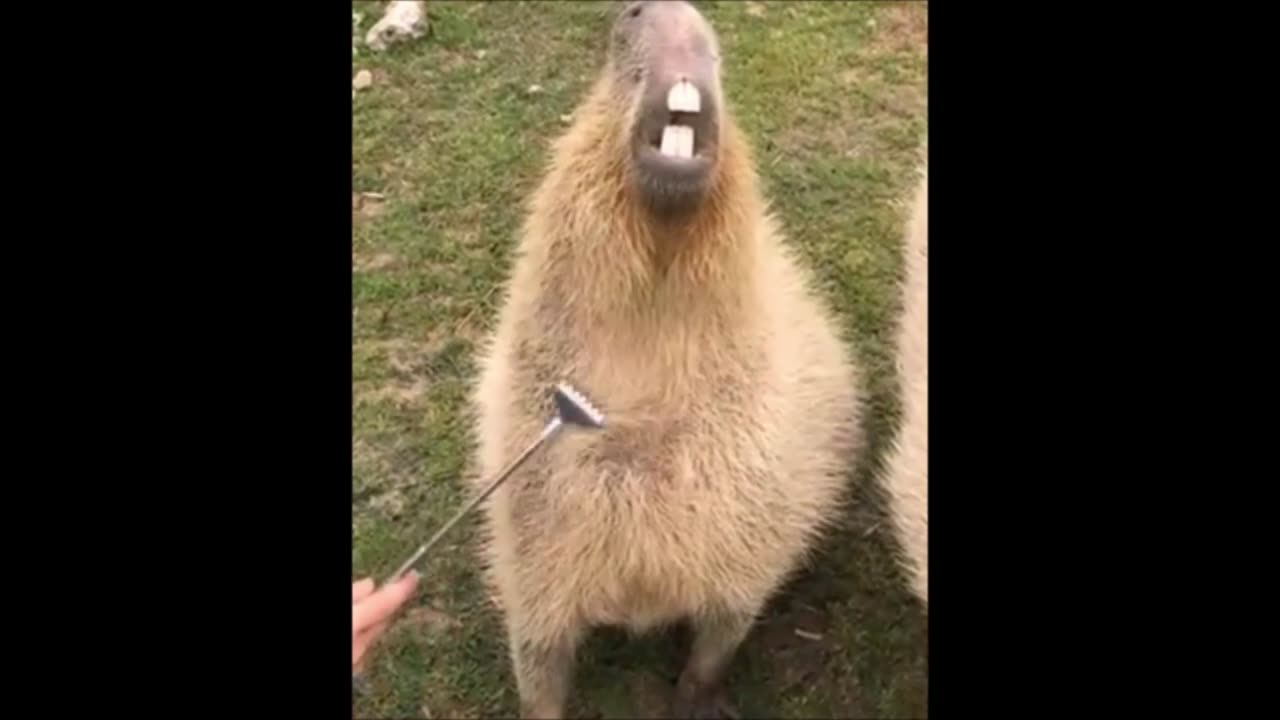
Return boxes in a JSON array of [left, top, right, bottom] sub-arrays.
[[352, 577, 376, 601], [387, 572, 419, 603]]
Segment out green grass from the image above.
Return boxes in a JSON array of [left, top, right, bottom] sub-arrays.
[[352, 1, 927, 717]]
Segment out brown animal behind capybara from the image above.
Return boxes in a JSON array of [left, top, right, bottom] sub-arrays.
[[469, 2, 865, 717], [881, 161, 928, 607]]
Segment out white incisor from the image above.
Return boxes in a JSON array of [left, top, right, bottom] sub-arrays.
[[660, 125, 695, 159], [659, 79, 701, 159], [667, 79, 701, 113]]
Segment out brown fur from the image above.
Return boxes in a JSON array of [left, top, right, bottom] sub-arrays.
[[469, 5, 864, 716], [882, 162, 928, 606]]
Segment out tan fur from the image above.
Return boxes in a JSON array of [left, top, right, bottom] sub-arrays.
[[882, 162, 928, 606], [468, 10, 863, 716]]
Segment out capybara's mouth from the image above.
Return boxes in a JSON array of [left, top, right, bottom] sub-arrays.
[[646, 80, 707, 160], [632, 78, 717, 204]]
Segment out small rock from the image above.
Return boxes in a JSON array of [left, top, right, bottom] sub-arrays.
[[867, 18, 877, 29], [474, 49, 487, 60], [358, 200, 386, 220], [352, 192, 387, 219], [559, 114, 573, 125], [353, 69, 373, 90], [527, 83, 543, 95]]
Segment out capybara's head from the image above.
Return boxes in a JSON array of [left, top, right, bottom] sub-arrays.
[[608, 1, 724, 215]]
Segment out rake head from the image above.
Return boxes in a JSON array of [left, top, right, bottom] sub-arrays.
[[553, 382, 606, 429]]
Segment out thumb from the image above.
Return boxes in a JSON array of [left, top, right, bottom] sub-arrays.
[[352, 578, 376, 602], [352, 571, 421, 632]]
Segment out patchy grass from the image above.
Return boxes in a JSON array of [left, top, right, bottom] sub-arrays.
[[352, 1, 927, 717]]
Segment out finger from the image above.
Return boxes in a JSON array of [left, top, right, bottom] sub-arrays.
[[352, 571, 420, 632], [352, 617, 393, 666], [353, 578, 376, 602], [352, 619, 388, 667]]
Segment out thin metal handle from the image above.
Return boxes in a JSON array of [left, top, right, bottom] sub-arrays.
[[385, 416, 564, 584]]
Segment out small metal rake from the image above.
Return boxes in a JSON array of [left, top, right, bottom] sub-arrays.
[[385, 382, 607, 583], [355, 383, 605, 694]]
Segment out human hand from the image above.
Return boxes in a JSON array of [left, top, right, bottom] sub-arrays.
[[353, 571, 420, 670]]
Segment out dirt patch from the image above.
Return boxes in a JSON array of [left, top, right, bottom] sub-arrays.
[[353, 191, 388, 221], [354, 252, 397, 272], [841, 66, 876, 88], [367, 487, 408, 519], [402, 605, 462, 636], [757, 603, 832, 693], [867, 3, 927, 58], [881, 83, 926, 118]]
